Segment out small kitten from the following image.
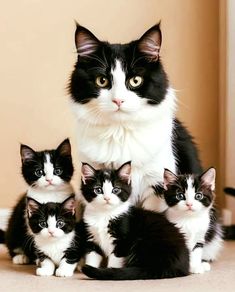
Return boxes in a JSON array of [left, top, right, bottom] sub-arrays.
[[26, 196, 84, 277], [5, 139, 75, 265], [163, 168, 223, 274], [80, 162, 190, 280]]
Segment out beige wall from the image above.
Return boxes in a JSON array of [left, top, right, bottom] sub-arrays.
[[0, 0, 220, 208]]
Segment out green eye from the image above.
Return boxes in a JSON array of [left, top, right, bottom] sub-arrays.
[[176, 193, 185, 201], [94, 187, 103, 195], [96, 76, 109, 88], [35, 169, 44, 177], [39, 221, 47, 228], [195, 192, 203, 200], [54, 167, 63, 176], [129, 76, 143, 89]]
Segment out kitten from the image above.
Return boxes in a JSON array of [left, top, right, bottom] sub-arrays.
[[26, 196, 84, 277], [80, 162, 190, 280], [163, 168, 223, 274], [69, 23, 202, 212], [5, 139, 75, 265]]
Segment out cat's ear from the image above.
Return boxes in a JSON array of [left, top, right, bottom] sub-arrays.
[[163, 169, 177, 190], [81, 163, 96, 184], [56, 138, 71, 157], [62, 196, 76, 215], [20, 144, 36, 163], [200, 167, 216, 191], [117, 161, 131, 184], [75, 23, 100, 57], [138, 22, 162, 62], [27, 198, 40, 217]]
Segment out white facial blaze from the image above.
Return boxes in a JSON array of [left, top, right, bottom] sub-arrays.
[[44, 154, 54, 181], [185, 177, 195, 206]]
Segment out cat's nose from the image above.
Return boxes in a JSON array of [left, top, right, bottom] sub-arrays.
[[186, 202, 193, 207], [112, 98, 124, 107], [104, 196, 110, 202], [48, 230, 55, 236], [46, 178, 53, 184]]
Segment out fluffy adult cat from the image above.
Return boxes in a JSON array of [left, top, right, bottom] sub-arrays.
[[69, 23, 202, 211], [5, 139, 75, 264]]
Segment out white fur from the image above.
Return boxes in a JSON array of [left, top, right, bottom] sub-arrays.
[[12, 254, 29, 265], [85, 251, 103, 268], [71, 59, 177, 212], [83, 195, 130, 267], [36, 258, 55, 276], [55, 258, 77, 277]]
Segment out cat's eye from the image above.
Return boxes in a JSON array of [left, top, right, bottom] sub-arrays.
[[112, 187, 121, 195], [176, 193, 185, 201], [35, 169, 44, 178], [195, 192, 204, 200], [54, 167, 63, 176], [95, 76, 109, 88], [39, 221, 47, 228], [94, 187, 103, 195], [129, 76, 143, 89], [56, 220, 65, 228]]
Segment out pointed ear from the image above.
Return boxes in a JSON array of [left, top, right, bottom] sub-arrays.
[[81, 163, 96, 184], [117, 161, 131, 184], [138, 23, 162, 62], [75, 24, 100, 57], [62, 196, 76, 215], [20, 144, 36, 163], [163, 169, 177, 190], [27, 198, 40, 217], [200, 168, 216, 191], [56, 138, 71, 157]]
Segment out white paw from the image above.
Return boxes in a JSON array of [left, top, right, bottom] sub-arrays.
[[55, 267, 74, 277], [36, 267, 54, 276], [202, 261, 211, 272], [190, 264, 205, 274], [12, 254, 29, 265]]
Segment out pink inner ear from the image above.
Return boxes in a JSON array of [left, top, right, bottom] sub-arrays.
[[76, 32, 98, 56], [138, 30, 161, 61]]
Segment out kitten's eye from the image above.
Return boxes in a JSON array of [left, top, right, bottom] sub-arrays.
[[129, 76, 143, 89], [176, 193, 185, 200], [39, 221, 47, 228], [95, 76, 109, 88], [195, 192, 204, 200], [112, 187, 121, 195], [54, 167, 63, 176], [35, 169, 44, 178], [94, 187, 103, 195], [56, 220, 65, 228]]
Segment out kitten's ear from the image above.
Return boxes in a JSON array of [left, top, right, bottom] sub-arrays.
[[163, 169, 177, 190], [81, 163, 96, 184], [62, 196, 76, 215], [20, 144, 36, 163], [138, 22, 162, 62], [200, 167, 216, 191], [27, 198, 40, 217], [117, 161, 131, 184], [75, 23, 100, 57], [56, 138, 71, 157]]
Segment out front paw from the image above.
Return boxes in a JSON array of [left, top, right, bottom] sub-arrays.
[[55, 267, 74, 277], [12, 254, 29, 265], [36, 267, 54, 276]]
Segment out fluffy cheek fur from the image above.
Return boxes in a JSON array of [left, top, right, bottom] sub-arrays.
[[172, 200, 207, 213], [87, 193, 122, 209], [35, 176, 65, 189], [39, 228, 65, 239]]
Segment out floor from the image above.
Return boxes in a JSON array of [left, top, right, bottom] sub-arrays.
[[0, 241, 235, 292]]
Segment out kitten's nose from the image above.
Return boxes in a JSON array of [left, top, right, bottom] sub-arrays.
[[104, 196, 110, 202], [186, 202, 193, 208], [112, 98, 124, 107], [48, 230, 55, 236], [46, 178, 53, 184]]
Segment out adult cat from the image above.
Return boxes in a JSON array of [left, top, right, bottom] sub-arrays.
[[69, 23, 202, 211]]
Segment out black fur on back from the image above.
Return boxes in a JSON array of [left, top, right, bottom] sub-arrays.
[[82, 206, 189, 280]]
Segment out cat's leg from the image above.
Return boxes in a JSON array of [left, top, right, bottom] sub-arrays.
[[85, 251, 103, 268], [107, 253, 124, 268], [55, 258, 77, 277], [190, 243, 208, 274], [36, 258, 55, 276], [12, 254, 29, 265]]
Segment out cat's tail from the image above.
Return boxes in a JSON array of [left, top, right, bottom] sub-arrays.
[[0, 229, 5, 243], [82, 265, 189, 280], [224, 187, 235, 197]]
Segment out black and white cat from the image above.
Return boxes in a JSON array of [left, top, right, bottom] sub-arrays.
[[26, 196, 84, 277], [69, 23, 202, 212], [5, 139, 75, 265], [162, 168, 223, 274], [80, 162, 190, 280]]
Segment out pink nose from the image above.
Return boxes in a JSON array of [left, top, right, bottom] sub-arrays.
[[112, 98, 124, 107], [46, 178, 53, 184], [186, 203, 193, 207], [104, 196, 110, 202], [48, 230, 54, 236]]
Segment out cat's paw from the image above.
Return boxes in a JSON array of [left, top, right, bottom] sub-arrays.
[[202, 261, 211, 272], [36, 267, 54, 276], [190, 264, 205, 274], [12, 254, 29, 265], [55, 267, 74, 277]]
